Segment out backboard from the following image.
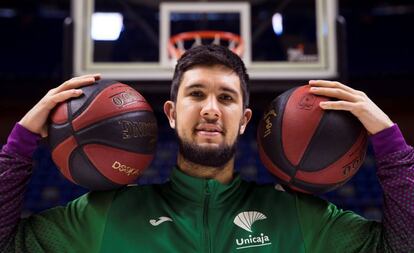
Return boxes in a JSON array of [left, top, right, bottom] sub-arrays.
[[72, 0, 338, 80]]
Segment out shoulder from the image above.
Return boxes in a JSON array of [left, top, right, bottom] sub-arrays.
[[242, 180, 290, 194], [35, 184, 163, 221], [240, 180, 299, 205], [58, 184, 156, 214], [99, 183, 167, 206], [70, 189, 118, 209], [241, 180, 340, 213]]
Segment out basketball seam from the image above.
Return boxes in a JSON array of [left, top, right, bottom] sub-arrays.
[[72, 80, 118, 119], [277, 87, 299, 185], [72, 110, 157, 155], [74, 108, 153, 132], [69, 145, 121, 190], [260, 86, 299, 185], [298, 110, 361, 170], [296, 104, 326, 170], [68, 97, 100, 188], [76, 140, 156, 155], [291, 177, 349, 194]]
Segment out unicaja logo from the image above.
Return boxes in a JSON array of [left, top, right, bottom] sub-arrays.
[[235, 233, 271, 249], [233, 211, 272, 250]]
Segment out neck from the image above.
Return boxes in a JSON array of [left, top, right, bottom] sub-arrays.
[[177, 153, 234, 184]]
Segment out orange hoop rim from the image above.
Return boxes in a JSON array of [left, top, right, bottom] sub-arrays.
[[168, 30, 244, 60]]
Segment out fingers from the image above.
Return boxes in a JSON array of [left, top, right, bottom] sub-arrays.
[[308, 80, 367, 102], [52, 73, 100, 94], [71, 73, 101, 82], [319, 100, 357, 111], [18, 74, 100, 136], [309, 80, 356, 94], [309, 86, 359, 102], [19, 88, 84, 136], [44, 73, 100, 109], [43, 89, 84, 110], [307, 80, 394, 134], [307, 80, 367, 113]]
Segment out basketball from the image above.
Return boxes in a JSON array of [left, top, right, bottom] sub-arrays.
[[48, 79, 158, 191], [257, 85, 368, 194]]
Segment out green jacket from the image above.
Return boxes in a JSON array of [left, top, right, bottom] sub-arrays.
[[10, 168, 383, 253]]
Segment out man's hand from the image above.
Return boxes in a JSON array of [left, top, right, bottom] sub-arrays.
[[19, 74, 101, 137], [308, 80, 394, 135]]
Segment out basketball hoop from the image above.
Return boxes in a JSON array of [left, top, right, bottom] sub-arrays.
[[168, 30, 244, 61]]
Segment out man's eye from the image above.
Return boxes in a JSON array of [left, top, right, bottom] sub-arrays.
[[220, 94, 233, 101], [190, 91, 203, 97]]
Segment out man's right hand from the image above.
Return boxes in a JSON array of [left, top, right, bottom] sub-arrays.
[[19, 74, 101, 137]]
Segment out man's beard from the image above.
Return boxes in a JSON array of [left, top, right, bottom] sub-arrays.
[[176, 131, 239, 168]]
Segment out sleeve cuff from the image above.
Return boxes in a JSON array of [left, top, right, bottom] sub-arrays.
[[370, 123, 408, 158], [4, 123, 42, 158]]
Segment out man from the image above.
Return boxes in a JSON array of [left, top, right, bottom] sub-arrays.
[[0, 45, 413, 252]]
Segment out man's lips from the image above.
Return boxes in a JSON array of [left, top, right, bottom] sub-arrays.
[[196, 131, 221, 137], [194, 124, 224, 135]]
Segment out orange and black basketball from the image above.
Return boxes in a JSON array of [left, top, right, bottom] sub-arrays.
[[257, 85, 368, 194], [48, 79, 157, 191]]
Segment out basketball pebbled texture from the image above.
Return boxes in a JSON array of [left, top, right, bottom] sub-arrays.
[[257, 85, 368, 194], [48, 79, 157, 191]]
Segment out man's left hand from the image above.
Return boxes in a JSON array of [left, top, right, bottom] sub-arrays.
[[308, 80, 393, 135]]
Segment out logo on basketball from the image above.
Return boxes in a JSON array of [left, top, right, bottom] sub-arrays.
[[262, 109, 277, 138], [111, 161, 140, 176], [119, 120, 157, 140], [298, 94, 316, 110], [342, 135, 367, 176], [112, 91, 141, 107], [342, 155, 363, 176]]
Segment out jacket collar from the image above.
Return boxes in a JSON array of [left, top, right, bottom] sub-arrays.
[[168, 166, 244, 207]]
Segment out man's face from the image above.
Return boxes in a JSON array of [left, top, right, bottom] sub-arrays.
[[164, 65, 252, 167]]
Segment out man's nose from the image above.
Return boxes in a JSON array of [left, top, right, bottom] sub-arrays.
[[200, 96, 221, 120]]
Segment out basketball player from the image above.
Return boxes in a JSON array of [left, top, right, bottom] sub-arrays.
[[1, 45, 413, 252]]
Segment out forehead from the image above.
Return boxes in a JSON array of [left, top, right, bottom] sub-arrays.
[[180, 65, 242, 94]]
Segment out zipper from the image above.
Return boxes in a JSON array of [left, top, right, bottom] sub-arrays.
[[203, 181, 211, 253]]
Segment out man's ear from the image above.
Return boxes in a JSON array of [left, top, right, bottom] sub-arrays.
[[164, 100, 176, 129], [239, 108, 252, 134]]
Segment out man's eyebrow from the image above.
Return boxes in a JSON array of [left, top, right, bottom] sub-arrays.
[[184, 83, 239, 96], [185, 83, 204, 90], [220, 87, 238, 96]]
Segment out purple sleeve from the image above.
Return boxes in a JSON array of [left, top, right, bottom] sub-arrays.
[[0, 123, 41, 247], [370, 124, 414, 252]]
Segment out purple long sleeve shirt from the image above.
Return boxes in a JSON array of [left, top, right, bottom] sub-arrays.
[[1, 123, 414, 252]]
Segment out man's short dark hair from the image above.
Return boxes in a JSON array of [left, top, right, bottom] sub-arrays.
[[170, 45, 250, 108]]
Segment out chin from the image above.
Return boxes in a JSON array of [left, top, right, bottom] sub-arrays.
[[197, 142, 222, 149]]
